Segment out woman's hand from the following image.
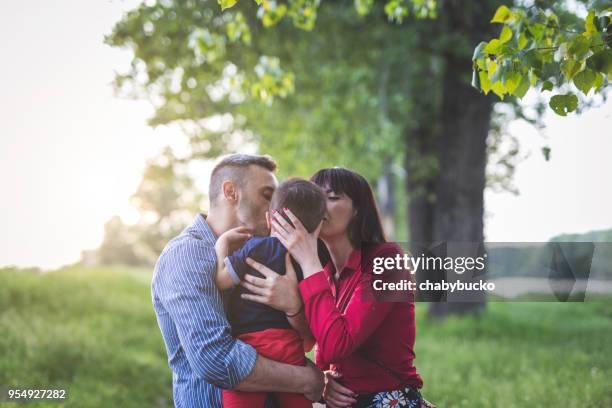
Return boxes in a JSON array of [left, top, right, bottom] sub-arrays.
[[271, 208, 323, 278], [323, 371, 357, 408], [240, 253, 302, 315]]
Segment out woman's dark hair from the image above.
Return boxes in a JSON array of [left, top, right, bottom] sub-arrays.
[[311, 167, 386, 249]]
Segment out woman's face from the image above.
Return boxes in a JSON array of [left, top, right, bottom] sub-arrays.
[[319, 185, 355, 241]]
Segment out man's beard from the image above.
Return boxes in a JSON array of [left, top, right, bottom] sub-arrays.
[[236, 198, 269, 236]]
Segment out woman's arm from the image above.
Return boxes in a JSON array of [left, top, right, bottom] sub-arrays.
[[270, 209, 401, 364], [299, 265, 396, 364]]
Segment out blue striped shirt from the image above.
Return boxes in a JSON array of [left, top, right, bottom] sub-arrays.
[[152, 214, 257, 407]]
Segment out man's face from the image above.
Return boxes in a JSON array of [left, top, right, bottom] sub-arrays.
[[235, 165, 278, 236]]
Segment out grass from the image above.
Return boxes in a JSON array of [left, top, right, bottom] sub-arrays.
[[414, 300, 612, 407], [0, 265, 611, 407], [0, 265, 172, 407]]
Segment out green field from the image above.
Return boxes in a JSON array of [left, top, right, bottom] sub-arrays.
[[1, 265, 611, 407]]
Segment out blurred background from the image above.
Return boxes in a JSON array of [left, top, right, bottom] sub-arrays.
[[1, 0, 611, 406]]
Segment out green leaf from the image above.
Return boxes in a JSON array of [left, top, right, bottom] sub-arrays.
[[503, 70, 522, 94], [540, 61, 561, 81], [487, 60, 498, 78], [219, 0, 238, 10], [542, 146, 551, 161], [384, 0, 409, 23], [568, 35, 590, 59], [593, 72, 605, 90], [355, 0, 374, 15], [541, 80, 553, 91], [490, 60, 505, 82], [518, 32, 528, 50], [491, 81, 507, 99], [527, 23, 546, 41], [491, 5, 514, 24], [561, 58, 582, 80], [529, 70, 538, 86], [472, 41, 487, 61], [585, 11, 597, 36], [484, 39, 503, 55], [261, 4, 287, 27], [586, 49, 612, 75], [499, 25, 513, 44], [573, 69, 597, 95], [523, 49, 543, 70], [476, 57, 487, 70], [549, 93, 578, 116], [512, 76, 530, 99], [479, 71, 492, 94]]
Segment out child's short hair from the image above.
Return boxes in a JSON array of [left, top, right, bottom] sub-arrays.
[[270, 178, 326, 233]]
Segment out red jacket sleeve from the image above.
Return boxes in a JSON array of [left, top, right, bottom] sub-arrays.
[[299, 244, 402, 365]]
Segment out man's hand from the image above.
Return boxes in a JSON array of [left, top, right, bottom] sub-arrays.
[[303, 360, 325, 402], [323, 371, 357, 408], [235, 355, 324, 400], [240, 253, 302, 315]]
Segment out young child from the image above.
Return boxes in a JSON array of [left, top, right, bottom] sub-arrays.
[[214, 178, 326, 408]]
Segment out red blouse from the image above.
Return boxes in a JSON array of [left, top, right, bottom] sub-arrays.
[[299, 242, 423, 393]]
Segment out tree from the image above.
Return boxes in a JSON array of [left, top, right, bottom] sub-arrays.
[[95, 148, 204, 265], [106, 0, 609, 317], [97, 215, 141, 266]]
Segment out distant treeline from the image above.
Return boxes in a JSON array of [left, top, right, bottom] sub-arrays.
[[486, 228, 612, 280]]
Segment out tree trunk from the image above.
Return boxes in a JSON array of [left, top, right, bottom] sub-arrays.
[[377, 162, 396, 240], [427, 55, 493, 318], [405, 127, 436, 246], [405, 0, 502, 318]]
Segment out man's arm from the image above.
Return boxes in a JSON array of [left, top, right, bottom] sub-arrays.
[[235, 355, 324, 401], [157, 242, 256, 388]]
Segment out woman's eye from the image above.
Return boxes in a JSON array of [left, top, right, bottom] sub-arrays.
[[328, 196, 339, 201]]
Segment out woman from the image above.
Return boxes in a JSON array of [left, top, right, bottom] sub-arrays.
[[245, 167, 430, 408]]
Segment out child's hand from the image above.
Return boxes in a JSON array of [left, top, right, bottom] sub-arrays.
[[216, 226, 252, 255]]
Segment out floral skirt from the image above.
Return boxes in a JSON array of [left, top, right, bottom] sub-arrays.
[[351, 385, 422, 408]]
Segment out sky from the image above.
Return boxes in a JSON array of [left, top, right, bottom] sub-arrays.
[[0, 1, 610, 270]]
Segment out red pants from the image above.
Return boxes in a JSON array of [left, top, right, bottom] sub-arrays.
[[222, 328, 312, 408]]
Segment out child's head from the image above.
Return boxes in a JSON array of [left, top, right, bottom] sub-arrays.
[[269, 178, 326, 233]]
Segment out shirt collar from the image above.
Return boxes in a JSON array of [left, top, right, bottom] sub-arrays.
[[191, 213, 217, 245], [324, 248, 362, 278]]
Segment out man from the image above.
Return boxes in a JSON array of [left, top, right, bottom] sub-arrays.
[[152, 154, 324, 407]]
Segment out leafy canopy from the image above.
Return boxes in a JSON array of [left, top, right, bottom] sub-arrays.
[[471, 3, 611, 115], [216, 0, 610, 116]]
